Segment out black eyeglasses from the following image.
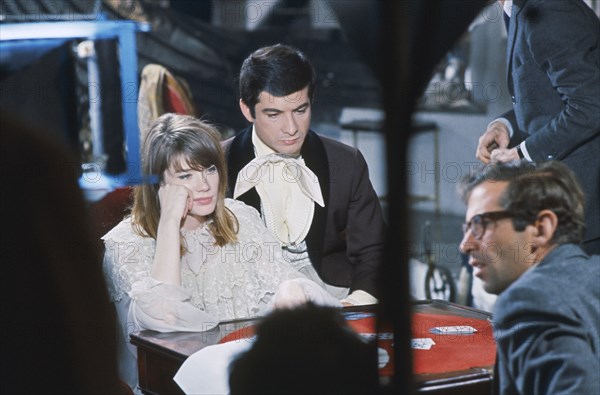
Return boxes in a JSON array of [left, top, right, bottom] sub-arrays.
[[462, 210, 517, 240]]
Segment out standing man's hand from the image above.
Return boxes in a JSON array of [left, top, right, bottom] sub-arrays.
[[476, 121, 511, 163], [490, 147, 520, 163]]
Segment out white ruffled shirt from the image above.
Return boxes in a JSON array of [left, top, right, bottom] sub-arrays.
[[233, 128, 377, 307], [102, 199, 340, 393]]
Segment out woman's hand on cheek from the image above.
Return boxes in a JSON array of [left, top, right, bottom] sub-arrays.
[[158, 183, 193, 222]]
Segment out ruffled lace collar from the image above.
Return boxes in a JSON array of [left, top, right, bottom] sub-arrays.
[[180, 219, 213, 237]]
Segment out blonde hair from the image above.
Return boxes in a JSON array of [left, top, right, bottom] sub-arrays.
[[131, 113, 238, 247]]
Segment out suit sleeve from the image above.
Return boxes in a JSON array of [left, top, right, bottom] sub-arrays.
[[499, 109, 524, 148], [494, 287, 600, 395], [345, 149, 385, 295], [518, 1, 600, 160]]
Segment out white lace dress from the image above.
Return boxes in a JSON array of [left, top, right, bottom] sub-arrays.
[[102, 198, 339, 393]]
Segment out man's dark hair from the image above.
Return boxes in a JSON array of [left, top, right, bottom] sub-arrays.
[[229, 303, 378, 394], [239, 44, 316, 117], [460, 160, 586, 245]]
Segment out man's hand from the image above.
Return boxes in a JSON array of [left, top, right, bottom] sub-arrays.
[[476, 122, 511, 163], [273, 280, 309, 309], [490, 147, 520, 163]]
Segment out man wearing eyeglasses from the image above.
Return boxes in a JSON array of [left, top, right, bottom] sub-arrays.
[[459, 160, 599, 395]]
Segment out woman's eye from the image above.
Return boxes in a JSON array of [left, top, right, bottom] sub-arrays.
[[178, 174, 191, 180], [205, 165, 218, 175]]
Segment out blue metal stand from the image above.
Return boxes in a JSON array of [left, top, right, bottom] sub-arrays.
[[1, 20, 151, 200]]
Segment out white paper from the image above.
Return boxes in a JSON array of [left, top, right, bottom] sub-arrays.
[[378, 347, 391, 367], [358, 332, 393, 341], [174, 339, 255, 394], [429, 325, 477, 335], [411, 338, 436, 350]]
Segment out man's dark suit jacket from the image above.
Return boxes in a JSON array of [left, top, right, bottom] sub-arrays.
[[223, 127, 385, 297], [493, 244, 600, 395], [504, 0, 600, 248]]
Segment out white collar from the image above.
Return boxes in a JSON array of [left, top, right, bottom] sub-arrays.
[[251, 125, 277, 157], [503, 0, 513, 17]]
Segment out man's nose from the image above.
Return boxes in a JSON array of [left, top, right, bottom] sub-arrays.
[[459, 230, 476, 256], [282, 113, 298, 135]]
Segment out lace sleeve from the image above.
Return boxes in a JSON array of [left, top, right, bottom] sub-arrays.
[[102, 218, 156, 302], [129, 278, 219, 332]]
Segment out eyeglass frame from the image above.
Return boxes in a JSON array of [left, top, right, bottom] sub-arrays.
[[462, 210, 520, 240]]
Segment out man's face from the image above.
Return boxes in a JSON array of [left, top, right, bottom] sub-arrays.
[[240, 87, 311, 156], [459, 181, 536, 295]]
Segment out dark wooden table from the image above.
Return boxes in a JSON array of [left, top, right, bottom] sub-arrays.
[[131, 300, 494, 395]]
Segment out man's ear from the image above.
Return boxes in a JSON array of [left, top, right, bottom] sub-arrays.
[[532, 209, 558, 247], [239, 99, 255, 123]]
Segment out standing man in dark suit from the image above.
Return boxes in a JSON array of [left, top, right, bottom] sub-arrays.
[[459, 160, 600, 395], [476, 0, 600, 254], [223, 44, 385, 305]]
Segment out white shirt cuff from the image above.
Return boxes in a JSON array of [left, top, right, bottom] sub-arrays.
[[341, 290, 378, 306], [503, 0, 513, 17], [489, 117, 514, 138], [519, 141, 532, 161]]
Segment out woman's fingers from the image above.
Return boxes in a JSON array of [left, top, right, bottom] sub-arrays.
[[159, 183, 192, 220]]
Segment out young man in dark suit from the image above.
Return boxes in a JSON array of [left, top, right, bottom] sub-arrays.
[[460, 160, 600, 395], [476, 0, 600, 255], [223, 44, 385, 305]]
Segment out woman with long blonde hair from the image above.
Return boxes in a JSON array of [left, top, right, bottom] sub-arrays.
[[103, 114, 339, 393]]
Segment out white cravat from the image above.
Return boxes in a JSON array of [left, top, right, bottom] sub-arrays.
[[233, 128, 324, 247]]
